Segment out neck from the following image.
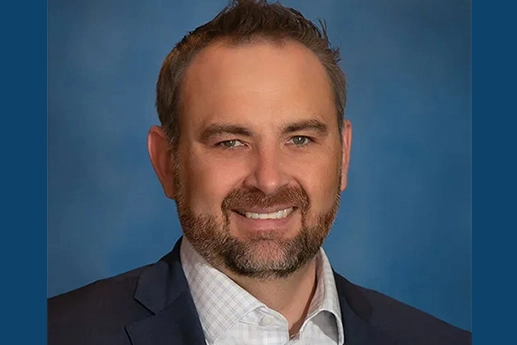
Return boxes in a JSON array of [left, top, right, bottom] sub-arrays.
[[223, 256, 319, 336]]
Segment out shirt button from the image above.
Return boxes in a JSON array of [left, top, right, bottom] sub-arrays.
[[261, 315, 275, 326]]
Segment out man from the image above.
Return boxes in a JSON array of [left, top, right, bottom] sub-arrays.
[[48, 1, 472, 344]]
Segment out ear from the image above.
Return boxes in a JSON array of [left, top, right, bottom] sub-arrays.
[[147, 126, 177, 199], [340, 119, 352, 191]]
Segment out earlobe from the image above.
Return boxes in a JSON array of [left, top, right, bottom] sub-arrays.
[[340, 119, 352, 191], [147, 126, 177, 199]]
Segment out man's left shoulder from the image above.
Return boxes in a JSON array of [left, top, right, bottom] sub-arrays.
[[333, 273, 472, 345], [362, 286, 471, 344]]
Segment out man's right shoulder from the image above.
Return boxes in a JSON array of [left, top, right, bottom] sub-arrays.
[[47, 264, 153, 345]]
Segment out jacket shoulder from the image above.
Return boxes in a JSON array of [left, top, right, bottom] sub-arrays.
[[47, 265, 152, 345], [359, 284, 471, 345]]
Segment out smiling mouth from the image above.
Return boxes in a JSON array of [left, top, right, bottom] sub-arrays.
[[234, 207, 295, 220]]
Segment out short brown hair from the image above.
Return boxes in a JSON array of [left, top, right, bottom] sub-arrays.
[[156, 0, 346, 148]]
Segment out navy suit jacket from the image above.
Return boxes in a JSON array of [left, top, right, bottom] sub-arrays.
[[48, 238, 471, 345]]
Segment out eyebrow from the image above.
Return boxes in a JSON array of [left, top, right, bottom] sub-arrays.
[[281, 119, 328, 136], [200, 124, 253, 142]]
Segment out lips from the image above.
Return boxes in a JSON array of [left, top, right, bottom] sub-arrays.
[[222, 186, 309, 216], [234, 207, 295, 220]]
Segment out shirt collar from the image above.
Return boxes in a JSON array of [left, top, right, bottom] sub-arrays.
[[180, 237, 344, 344]]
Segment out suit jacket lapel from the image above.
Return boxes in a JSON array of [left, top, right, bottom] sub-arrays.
[[334, 272, 398, 345], [125, 239, 206, 345], [125, 292, 206, 345]]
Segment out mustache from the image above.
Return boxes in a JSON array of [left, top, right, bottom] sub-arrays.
[[221, 185, 310, 213]]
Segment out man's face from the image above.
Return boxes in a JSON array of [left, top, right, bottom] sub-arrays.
[[153, 40, 351, 279]]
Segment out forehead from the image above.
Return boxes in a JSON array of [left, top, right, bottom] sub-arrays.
[[180, 40, 336, 131]]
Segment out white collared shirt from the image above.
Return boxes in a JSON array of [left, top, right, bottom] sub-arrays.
[[180, 238, 345, 345]]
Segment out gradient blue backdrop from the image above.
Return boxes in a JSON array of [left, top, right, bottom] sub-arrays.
[[48, 0, 472, 331]]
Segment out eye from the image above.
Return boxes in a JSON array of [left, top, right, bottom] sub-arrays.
[[219, 139, 244, 149], [289, 136, 312, 146]]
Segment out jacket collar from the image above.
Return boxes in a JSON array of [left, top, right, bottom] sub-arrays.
[[334, 271, 397, 345], [125, 239, 206, 345]]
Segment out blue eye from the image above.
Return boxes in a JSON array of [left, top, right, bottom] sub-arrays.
[[290, 136, 311, 146], [219, 140, 244, 148]]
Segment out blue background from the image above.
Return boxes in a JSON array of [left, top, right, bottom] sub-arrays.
[[48, 0, 472, 331]]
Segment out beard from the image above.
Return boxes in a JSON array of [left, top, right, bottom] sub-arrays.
[[174, 168, 341, 280]]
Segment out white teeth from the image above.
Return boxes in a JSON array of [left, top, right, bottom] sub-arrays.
[[244, 208, 293, 220]]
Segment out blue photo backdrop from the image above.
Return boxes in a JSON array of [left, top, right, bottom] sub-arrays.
[[48, 0, 471, 331]]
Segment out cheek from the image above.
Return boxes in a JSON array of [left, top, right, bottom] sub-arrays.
[[179, 152, 245, 212], [298, 156, 341, 210]]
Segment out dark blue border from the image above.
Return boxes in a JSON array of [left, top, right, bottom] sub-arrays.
[[4, 0, 515, 343], [2, 0, 47, 344], [474, 0, 516, 343]]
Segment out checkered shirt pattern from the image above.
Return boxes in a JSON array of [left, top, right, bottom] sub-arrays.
[[180, 238, 345, 345]]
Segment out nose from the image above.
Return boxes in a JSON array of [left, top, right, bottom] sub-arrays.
[[243, 146, 289, 196]]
